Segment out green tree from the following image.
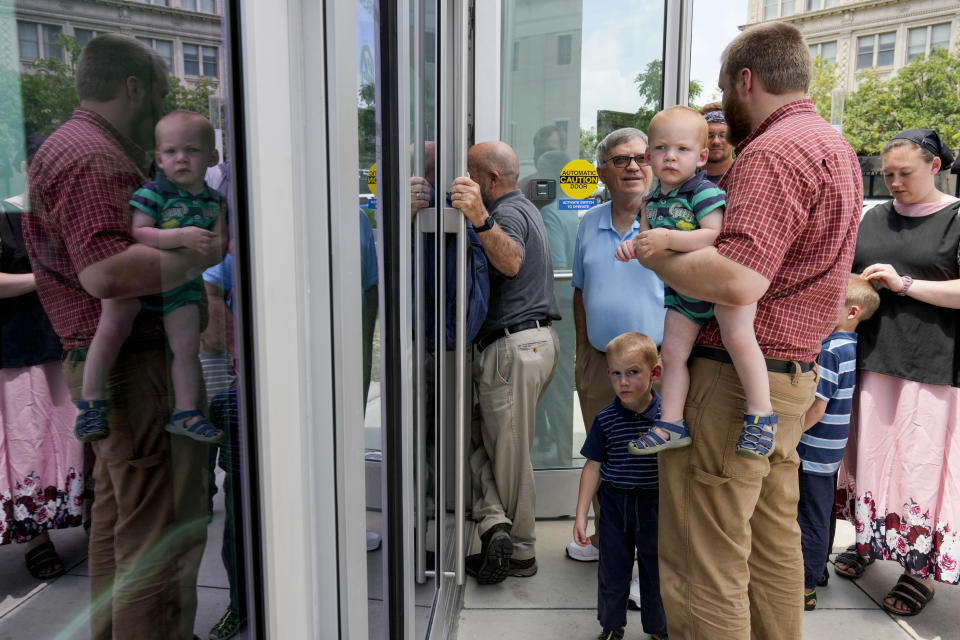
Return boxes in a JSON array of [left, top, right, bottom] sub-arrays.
[[808, 56, 839, 122], [579, 126, 599, 162], [633, 59, 703, 133], [19, 35, 82, 136], [166, 76, 218, 117], [843, 48, 960, 154]]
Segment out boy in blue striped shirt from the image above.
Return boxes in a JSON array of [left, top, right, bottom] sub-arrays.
[[573, 332, 667, 640], [798, 274, 879, 610]]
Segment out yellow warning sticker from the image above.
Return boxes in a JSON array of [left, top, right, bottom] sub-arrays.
[[559, 159, 598, 199], [366, 163, 377, 196]]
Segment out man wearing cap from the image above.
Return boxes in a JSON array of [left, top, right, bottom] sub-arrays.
[[450, 141, 560, 584], [699, 102, 734, 184]]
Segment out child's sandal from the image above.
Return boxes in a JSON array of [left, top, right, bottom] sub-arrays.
[[804, 588, 817, 611], [735, 413, 778, 459], [75, 399, 110, 442], [166, 409, 224, 444]]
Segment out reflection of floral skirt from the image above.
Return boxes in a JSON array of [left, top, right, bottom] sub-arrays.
[[0, 362, 84, 544], [837, 371, 960, 584]]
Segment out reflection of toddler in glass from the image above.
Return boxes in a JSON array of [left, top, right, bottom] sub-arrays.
[[615, 105, 776, 459], [75, 111, 226, 444]]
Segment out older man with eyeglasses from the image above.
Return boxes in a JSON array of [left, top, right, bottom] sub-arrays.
[[565, 128, 666, 573]]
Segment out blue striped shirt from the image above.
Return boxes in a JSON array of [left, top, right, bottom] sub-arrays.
[[798, 331, 857, 475], [580, 391, 661, 489]]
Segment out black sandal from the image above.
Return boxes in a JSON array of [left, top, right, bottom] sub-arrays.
[[833, 544, 872, 579], [882, 574, 934, 617], [25, 540, 65, 580], [804, 588, 817, 611]]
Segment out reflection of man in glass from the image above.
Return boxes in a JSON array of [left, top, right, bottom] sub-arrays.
[[22, 34, 218, 639], [531, 149, 577, 468], [518, 125, 565, 210], [699, 102, 733, 183]]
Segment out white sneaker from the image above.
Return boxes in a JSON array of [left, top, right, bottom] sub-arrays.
[[366, 530, 382, 551], [565, 540, 599, 562], [628, 576, 641, 610]]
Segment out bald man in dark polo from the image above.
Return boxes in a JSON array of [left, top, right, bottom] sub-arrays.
[[450, 141, 560, 584]]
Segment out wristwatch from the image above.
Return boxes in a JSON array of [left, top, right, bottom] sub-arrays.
[[474, 215, 494, 233], [898, 275, 914, 296]]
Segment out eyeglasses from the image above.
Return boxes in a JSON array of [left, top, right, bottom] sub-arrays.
[[604, 154, 649, 168]]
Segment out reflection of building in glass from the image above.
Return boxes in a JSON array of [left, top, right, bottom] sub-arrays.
[[14, 0, 224, 97], [746, 0, 958, 93], [501, 0, 582, 175]]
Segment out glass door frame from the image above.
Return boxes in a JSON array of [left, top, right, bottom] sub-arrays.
[[473, 0, 695, 518]]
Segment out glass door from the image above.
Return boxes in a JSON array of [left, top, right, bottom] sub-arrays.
[[362, 0, 471, 637], [496, 0, 675, 515]]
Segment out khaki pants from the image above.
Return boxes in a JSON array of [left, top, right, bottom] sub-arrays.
[[471, 325, 559, 560], [658, 356, 817, 640], [574, 342, 615, 546], [65, 349, 208, 640]]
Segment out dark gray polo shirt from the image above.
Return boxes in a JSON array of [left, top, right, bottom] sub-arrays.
[[480, 189, 560, 335]]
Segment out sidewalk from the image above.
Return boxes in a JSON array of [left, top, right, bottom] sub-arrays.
[[0, 472, 248, 640], [457, 519, 958, 640]]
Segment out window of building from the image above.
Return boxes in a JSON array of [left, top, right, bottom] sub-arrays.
[[781, 1, 795, 16], [553, 119, 568, 145], [764, 0, 778, 19], [74, 28, 99, 47], [908, 23, 951, 61], [17, 21, 65, 61], [806, 0, 838, 9], [809, 41, 837, 64], [181, 0, 214, 11], [184, 43, 219, 78], [857, 32, 895, 69], [556, 34, 572, 66], [136, 37, 174, 70], [133, 0, 171, 6], [17, 21, 39, 59]]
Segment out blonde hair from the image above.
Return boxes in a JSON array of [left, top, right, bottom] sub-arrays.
[[156, 110, 216, 151], [605, 332, 659, 369], [845, 274, 880, 321], [649, 105, 708, 148]]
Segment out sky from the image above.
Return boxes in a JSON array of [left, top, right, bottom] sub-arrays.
[[580, 0, 748, 129]]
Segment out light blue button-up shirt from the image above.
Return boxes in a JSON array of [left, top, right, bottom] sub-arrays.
[[572, 201, 665, 350]]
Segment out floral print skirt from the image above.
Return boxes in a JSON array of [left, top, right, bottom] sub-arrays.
[[838, 371, 960, 584], [0, 362, 84, 544]]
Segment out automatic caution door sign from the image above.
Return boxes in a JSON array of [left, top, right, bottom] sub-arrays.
[[559, 159, 598, 199], [366, 163, 377, 196]]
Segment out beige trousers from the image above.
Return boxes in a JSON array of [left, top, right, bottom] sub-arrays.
[[471, 325, 559, 560]]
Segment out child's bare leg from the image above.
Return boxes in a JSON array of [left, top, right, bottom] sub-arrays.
[[715, 303, 771, 415], [656, 309, 701, 440], [164, 304, 202, 418], [83, 298, 141, 399]]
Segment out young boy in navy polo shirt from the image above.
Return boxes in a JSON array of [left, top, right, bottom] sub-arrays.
[[573, 332, 668, 640], [798, 274, 879, 610], [74, 110, 227, 444]]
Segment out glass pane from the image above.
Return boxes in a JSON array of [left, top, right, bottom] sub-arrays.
[[156, 40, 173, 70], [502, 0, 665, 470], [42, 24, 62, 60], [2, 2, 252, 638], [182, 0, 197, 10], [931, 23, 950, 52], [202, 46, 218, 77], [201, 0, 216, 14], [782, 0, 795, 16], [806, 0, 818, 10], [184, 42, 199, 75], [75, 28, 95, 47], [17, 20, 39, 58], [877, 31, 895, 66], [821, 41, 836, 63], [856, 35, 873, 69], [764, 0, 777, 20], [908, 27, 926, 61]]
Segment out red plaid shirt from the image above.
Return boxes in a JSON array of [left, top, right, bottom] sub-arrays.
[[699, 100, 862, 361], [22, 107, 162, 350]]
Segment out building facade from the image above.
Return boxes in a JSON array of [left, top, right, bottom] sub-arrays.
[[15, 0, 224, 98], [746, 0, 959, 92]]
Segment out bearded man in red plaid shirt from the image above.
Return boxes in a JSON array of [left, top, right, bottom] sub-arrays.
[[635, 23, 862, 639], [23, 34, 221, 640]]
